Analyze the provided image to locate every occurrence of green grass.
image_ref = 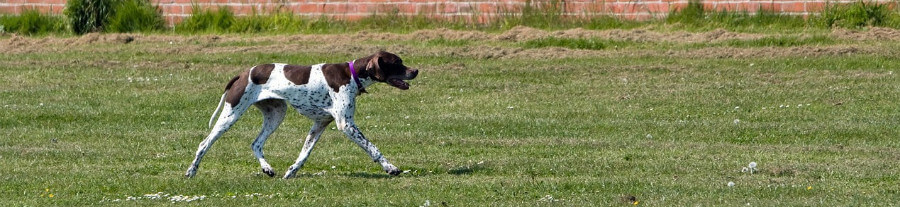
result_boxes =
[820,0,900,28]
[522,37,632,50]
[520,35,840,51]
[64,0,114,34]
[716,35,838,47]
[3,0,900,36]
[105,0,165,33]
[175,6,235,33]
[0,10,67,35]
[1,30,898,205]
[163,0,900,34]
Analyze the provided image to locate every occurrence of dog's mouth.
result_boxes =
[388,78,410,90]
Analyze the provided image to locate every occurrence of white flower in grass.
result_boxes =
[727,181,735,187]
[748,162,758,174]
[733,119,740,124]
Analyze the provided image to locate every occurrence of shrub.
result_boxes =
[106,0,165,33]
[0,10,67,35]
[176,6,235,33]
[65,0,114,34]
[820,1,892,28]
[667,0,706,25]
[230,11,305,33]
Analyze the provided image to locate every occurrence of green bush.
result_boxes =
[820,1,895,28]
[106,0,165,33]
[176,6,235,33]
[230,11,305,33]
[0,10,67,35]
[667,0,706,25]
[65,0,114,34]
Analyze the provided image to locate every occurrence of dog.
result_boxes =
[185,51,418,179]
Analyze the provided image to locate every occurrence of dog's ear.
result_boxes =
[366,55,383,80]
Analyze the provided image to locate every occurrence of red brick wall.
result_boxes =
[0,0,892,25]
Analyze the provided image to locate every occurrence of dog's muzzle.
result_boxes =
[388,69,418,90]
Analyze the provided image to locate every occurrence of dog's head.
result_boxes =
[363,51,418,90]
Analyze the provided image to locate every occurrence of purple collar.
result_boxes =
[348,60,366,93]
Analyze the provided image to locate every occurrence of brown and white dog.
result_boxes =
[185,51,418,179]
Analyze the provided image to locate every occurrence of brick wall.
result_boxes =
[0,0,892,25]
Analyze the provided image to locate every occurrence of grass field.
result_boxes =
[1,28,898,205]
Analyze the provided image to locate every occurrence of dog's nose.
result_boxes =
[408,69,418,78]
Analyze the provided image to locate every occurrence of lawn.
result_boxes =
[0,28,898,205]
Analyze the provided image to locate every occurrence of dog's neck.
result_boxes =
[349,58,376,94]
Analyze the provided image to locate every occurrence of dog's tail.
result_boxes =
[208,93,227,128]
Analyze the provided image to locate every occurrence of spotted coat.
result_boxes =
[185,51,418,179]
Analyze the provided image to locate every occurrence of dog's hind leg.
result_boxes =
[251,99,287,177]
[283,118,333,179]
[185,102,253,178]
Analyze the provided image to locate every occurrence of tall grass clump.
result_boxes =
[106,0,165,33]
[65,0,114,34]
[818,1,900,28]
[486,0,641,31]
[666,0,706,25]
[666,0,813,31]
[708,9,807,30]
[490,0,565,30]
[0,10,67,35]
[176,5,235,33]
[355,10,443,32]
[518,0,565,29]
[230,11,305,33]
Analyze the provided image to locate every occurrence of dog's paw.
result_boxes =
[282,172,296,179]
[283,167,298,179]
[184,168,197,178]
[384,165,401,176]
[262,167,276,177]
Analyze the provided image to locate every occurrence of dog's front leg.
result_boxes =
[283,118,333,179]
[335,118,402,176]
